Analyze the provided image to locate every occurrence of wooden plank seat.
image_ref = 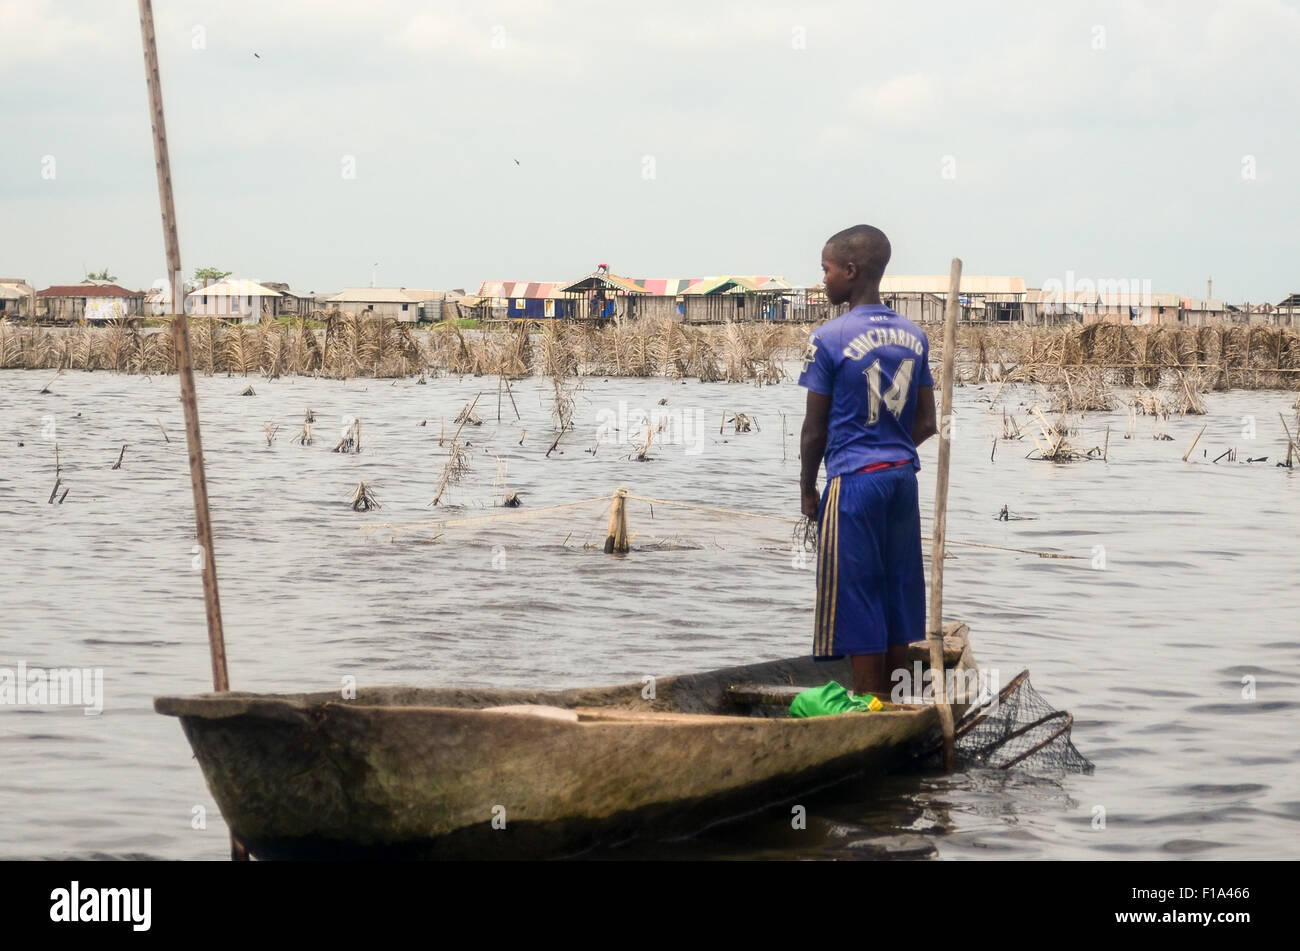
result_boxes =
[725,683,808,706]
[906,621,971,666]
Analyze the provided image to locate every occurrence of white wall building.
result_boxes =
[325,287,421,321]
[185,280,283,323]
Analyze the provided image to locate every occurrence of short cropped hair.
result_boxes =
[825,225,891,283]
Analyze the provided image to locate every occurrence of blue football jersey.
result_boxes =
[797,304,934,477]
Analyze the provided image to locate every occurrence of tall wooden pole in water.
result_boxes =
[927,258,962,770]
[137,0,244,860]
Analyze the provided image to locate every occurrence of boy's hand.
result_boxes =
[801,486,820,520]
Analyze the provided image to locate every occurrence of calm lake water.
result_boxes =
[1,367,1297,860]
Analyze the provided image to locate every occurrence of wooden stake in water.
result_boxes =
[604,486,630,554]
[137,0,242,861]
[927,258,962,771]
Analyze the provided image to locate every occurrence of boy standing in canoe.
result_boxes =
[799,225,938,698]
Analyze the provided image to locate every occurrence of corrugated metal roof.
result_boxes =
[186,280,283,299]
[1095,292,1181,308]
[325,287,416,304]
[559,272,647,295]
[881,276,1027,295]
[477,275,792,299]
[403,288,451,302]
[1027,288,1098,305]
[38,283,143,298]
[0,284,26,300]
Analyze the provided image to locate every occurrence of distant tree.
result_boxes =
[86,268,117,282]
[193,267,232,286]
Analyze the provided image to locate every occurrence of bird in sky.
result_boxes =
[253,52,261,59]
[513,158,520,166]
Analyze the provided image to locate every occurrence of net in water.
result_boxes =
[925,669,1093,774]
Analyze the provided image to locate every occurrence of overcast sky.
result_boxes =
[1,0,1296,301]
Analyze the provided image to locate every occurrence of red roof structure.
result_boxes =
[38,283,143,298]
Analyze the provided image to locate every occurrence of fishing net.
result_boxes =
[361,491,819,558]
[923,669,1093,773]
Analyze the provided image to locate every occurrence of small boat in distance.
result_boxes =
[155,624,976,860]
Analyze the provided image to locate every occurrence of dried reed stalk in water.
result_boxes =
[1279,412,1297,468]
[1002,411,1022,439]
[430,441,470,506]
[333,418,360,453]
[1182,423,1207,461]
[1028,406,1086,462]
[547,377,578,457]
[351,481,380,511]
[48,443,63,503]
[431,394,481,506]
[634,419,661,461]
[454,402,483,426]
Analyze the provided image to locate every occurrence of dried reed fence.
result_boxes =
[0,315,805,383]
[6,318,1297,394]
[953,324,1300,393]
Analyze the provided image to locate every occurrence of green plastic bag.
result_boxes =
[789,682,884,718]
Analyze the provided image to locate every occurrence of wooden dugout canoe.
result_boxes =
[155,623,976,859]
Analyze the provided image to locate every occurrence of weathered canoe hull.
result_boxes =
[157,642,975,859]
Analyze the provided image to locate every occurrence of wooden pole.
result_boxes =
[603,486,630,554]
[137,0,244,861]
[1182,423,1207,461]
[926,258,962,771]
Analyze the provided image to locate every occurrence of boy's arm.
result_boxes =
[800,390,831,518]
[912,385,938,446]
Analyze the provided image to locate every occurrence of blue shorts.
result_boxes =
[813,465,925,658]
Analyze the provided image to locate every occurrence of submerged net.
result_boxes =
[924,670,1093,773]
[361,491,821,557]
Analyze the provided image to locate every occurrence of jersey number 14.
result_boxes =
[863,358,914,424]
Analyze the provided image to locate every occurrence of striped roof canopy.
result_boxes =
[475,281,571,300]
[630,278,703,296]
[681,275,787,295]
